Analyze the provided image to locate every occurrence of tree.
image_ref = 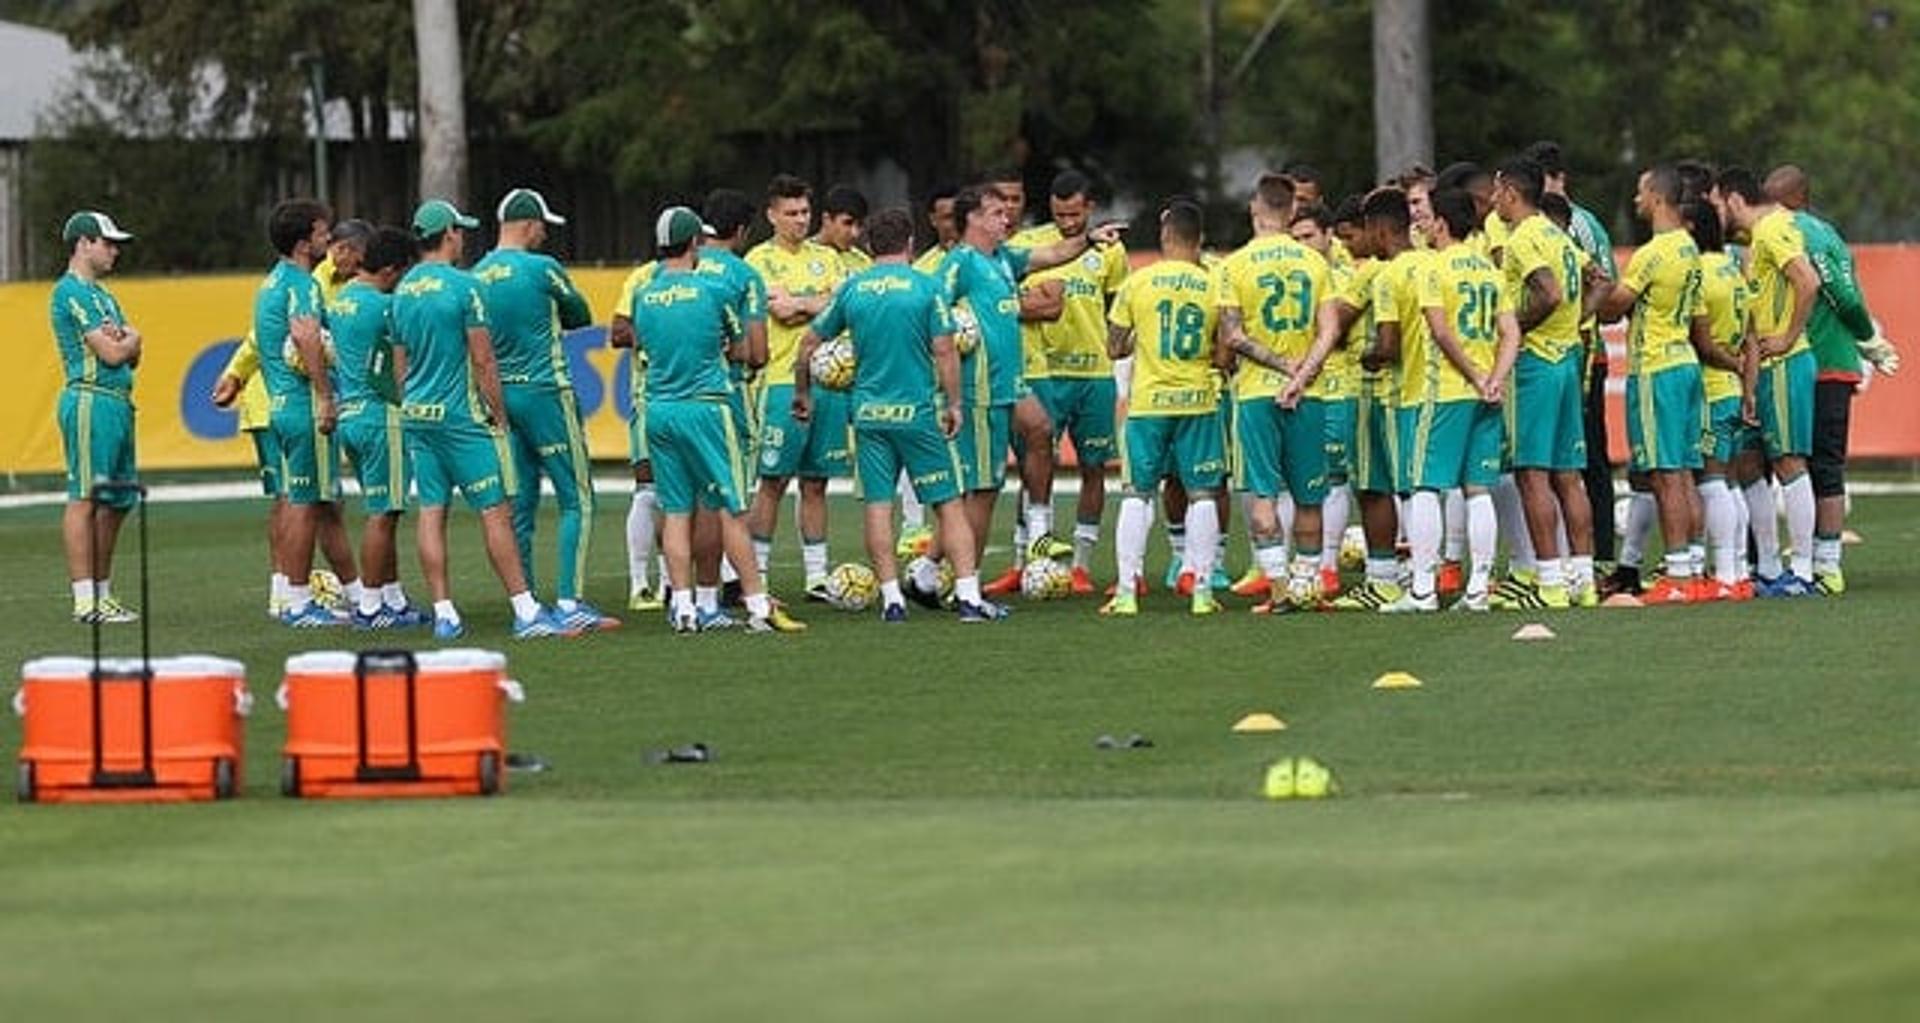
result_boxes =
[411,0,465,203]
[1372,0,1431,182]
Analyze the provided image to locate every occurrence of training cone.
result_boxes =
[1512,623,1556,641]
[1232,712,1287,733]
[1602,593,1644,609]
[1841,529,1863,545]
[1371,671,1422,690]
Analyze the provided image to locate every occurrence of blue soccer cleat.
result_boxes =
[512,606,580,640]
[351,606,401,630]
[432,617,465,641]
[881,602,908,623]
[956,598,1010,623]
[282,603,345,629]
[696,607,738,632]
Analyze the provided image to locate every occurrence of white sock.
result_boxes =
[1321,486,1350,571]
[1744,478,1782,578]
[1813,534,1843,576]
[72,579,95,603]
[271,572,291,604]
[1165,523,1187,574]
[1688,541,1707,580]
[1012,522,1029,567]
[1701,479,1740,584]
[1442,487,1466,562]
[1072,520,1100,570]
[1366,556,1398,585]
[1185,498,1220,590]
[1664,550,1694,579]
[753,537,772,578]
[1781,474,1815,581]
[1466,492,1497,596]
[745,592,771,619]
[880,578,904,608]
[909,555,941,592]
[1569,555,1595,592]
[1256,539,1288,583]
[1024,502,1054,543]
[898,470,926,530]
[1493,475,1531,569]
[657,554,669,589]
[1117,495,1153,593]
[382,582,409,609]
[721,557,740,585]
[1732,483,1753,576]
[1538,557,1564,589]
[954,575,983,604]
[509,591,541,622]
[695,586,718,614]
[1277,493,1297,550]
[1408,490,1442,597]
[802,541,829,584]
[286,584,312,613]
[358,587,382,615]
[343,579,364,607]
[1620,491,1656,570]
[433,599,460,625]
[96,578,112,602]
[671,588,695,618]
[627,487,657,592]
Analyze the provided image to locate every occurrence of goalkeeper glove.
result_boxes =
[1859,334,1900,376]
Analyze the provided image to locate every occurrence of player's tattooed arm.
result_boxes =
[1106,323,1134,360]
[1689,314,1741,373]
[1020,280,1064,322]
[1215,306,1293,377]
[791,329,821,422]
[1280,300,1354,407]
[1517,267,1561,334]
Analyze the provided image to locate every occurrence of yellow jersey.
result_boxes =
[1329,237,1354,271]
[1745,207,1810,364]
[911,244,952,276]
[218,331,271,431]
[1480,210,1509,264]
[1011,224,1128,380]
[314,256,347,306]
[1370,248,1431,404]
[1698,251,1749,404]
[1316,259,1379,402]
[1110,259,1218,417]
[1210,233,1331,401]
[1406,242,1511,405]
[824,243,873,275]
[1622,227,1702,377]
[1502,213,1584,360]
[743,239,846,385]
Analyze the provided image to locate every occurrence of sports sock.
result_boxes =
[752,536,772,579]
[1569,554,1595,592]
[1442,487,1466,562]
[1732,483,1753,576]
[285,584,312,614]
[1256,539,1288,584]
[1321,486,1350,570]
[1024,502,1054,544]
[670,588,696,619]
[1185,498,1220,589]
[880,578,904,608]
[1813,533,1843,576]
[433,599,460,625]
[342,579,364,608]
[1466,492,1497,596]
[898,469,925,531]
[1537,557,1565,590]
[1701,478,1740,583]
[381,582,409,609]
[1619,491,1656,569]
[358,586,382,615]
[509,591,541,622]
[627,486,657,592]
[96,578,112,602]
[1781,473,1816,581]
[1165,521,1187,573]
[744,592,772,619]
[71,579,94,604]
[1408,490,1442,597]
[1743,477,1781,578]
[656,555,669,590]
[1492,475,1531,569]
[1072,519,1100,570]
[802,540,829,584]
[954,575,983,604]
[1365,553,1399,585]
[1117,495,1153,593]
[695,586,719,614]
[271,572,290,606]
[1664,550,1694,579]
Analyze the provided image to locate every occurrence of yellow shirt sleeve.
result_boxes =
[1109,276,1136,331]
[1372,263,1403,324]
[222,330,260,380]
[612,265,651,319]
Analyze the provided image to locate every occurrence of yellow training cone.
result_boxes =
[1232,712,1287,733]
[1371,671,1422,690]
[1512,623,1556,641]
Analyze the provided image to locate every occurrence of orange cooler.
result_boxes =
[15,655,249,803]
[278,649,521,799]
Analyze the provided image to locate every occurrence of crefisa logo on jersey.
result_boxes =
[808,260,826,277]
[1080,252,1102,272]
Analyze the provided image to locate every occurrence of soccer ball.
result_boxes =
[824,562,879,611]
[809,337,856,391]
[1339,524,1366,571]
[308,568,346,612]
[950,303,981,355]
[1020,558,1072,600]
[284,328,338,377]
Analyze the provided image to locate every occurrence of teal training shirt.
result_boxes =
[254,258,326,405]
[1569,201,1616,278]
[938,242,1031,407]
[1792,210,1874,379]
[471,247,592,388]
[325,279,393,408]
[811,263,954,430]
[630,267,739,403]
[390,261,490,426]
[697,246,767,389]
[49,272,132,396]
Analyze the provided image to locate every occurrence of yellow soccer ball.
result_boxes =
[824,562,879,611]
[284,328,338,378]
[950,303,981,356]
[809,337,857,391]
[1339,524,1366,571]
[1020,558,1073,600]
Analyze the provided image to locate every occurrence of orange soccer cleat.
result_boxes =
[1436,560,1464,596]
[1069,566,1097,596]
[982,565,1024,596]
[1319,567,1342,598]
[1642,576,1694,605]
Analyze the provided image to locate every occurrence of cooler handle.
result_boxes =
[498,679,526,704]
[354,648,422,783]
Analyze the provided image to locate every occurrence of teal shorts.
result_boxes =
[270,400,341,506]
[408,419,515,512]
[249,428,281,498]
[1323,396,1357,483]
[338,403,411,514]
[1755,348,1814,459]
[855,422,962,507]
[1511,347,1587,471]
[648,398,750,515]
[756,382,851,479]
[1231,397,1329,504]
[1705,395,1761,465]
[58,387,138,510]
[956,404,1012,492]
[1037,377,1117,467]
[1626,365,1706,472]
[1399,400,1504,491]
[1122,412,1226,493]
[1353,385,1400,494]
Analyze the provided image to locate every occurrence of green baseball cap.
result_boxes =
[497,187,566,225]
[655,206,709,247]
[412,199,479,238]
[62,210,133,243]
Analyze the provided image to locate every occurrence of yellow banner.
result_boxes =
[3,268,641,475]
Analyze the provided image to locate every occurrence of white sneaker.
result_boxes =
[1379,591,1439,614]
[1452,590,1490,612]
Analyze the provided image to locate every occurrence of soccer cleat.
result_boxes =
[282,603,344,629]
[1537,583,1572,610]
[1250,596,1309,615]
[1319,567,1342,598]
[1691,578,1729,603]
[881,602,908,623]
[957,598,1010,622]
[904,577,945,611]
[982,566,1024,596]
[1175,570,1196,597]
[1757,573,1817,599]
[1231,566,1270,598]
[1068,566,1097,596]
[432,617,465,641]
[513,606,583,640]
[1598,565,1643,598]
[1190,590,1222,616]
[1105,577,1149,597]
[764,599,809,632]
[628,586,664,612]
[1451,590,1491,612]
[266,594,288,620]
[1330,579,1402,611]
[1163,560,1184,590]
[1814,569,1846,596]
[1098,592,1138,617]
[1642,576,1694,605]
[671,610,699,634]
[559,602,623,632]
[1209,566,1232,592]
[351,607,402,630]
[804,577,833,603]
[387,604,434,628]
[1491,576,1546,611]
[1436,560,1464,595]
[1726,578,1756,602]
[1379,590,1440,614]
[1571,581,1600,609]
[1027,532,1073,562]
[695,607,738,631]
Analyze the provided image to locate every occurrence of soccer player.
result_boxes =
[746,175,848,601]
[51,210,141,624]
[1492,158,1597,607]
[472,188,615,631]
[1767,164,1897,594]
[1010,169,1128,594]
[1684,200,1759,599]
[1595,165,1709,603]
[325,226,427,628]
[912,184,960,275]
[628,206,787,633]
[1437,162,1501,261]
[254,198,360,628]
[1379,189,1520,612]
[1213,173,1337,611]
[1101,200,1225,616]
[1713,166,1823,596]
[1287,200,1365,595]
[389,199,573,640]
[792,207,998,622]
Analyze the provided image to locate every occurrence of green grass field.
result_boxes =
[2,491,1918,1021]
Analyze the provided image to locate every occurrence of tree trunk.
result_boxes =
[1372,0,1432,182]
[413,0,467,204]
